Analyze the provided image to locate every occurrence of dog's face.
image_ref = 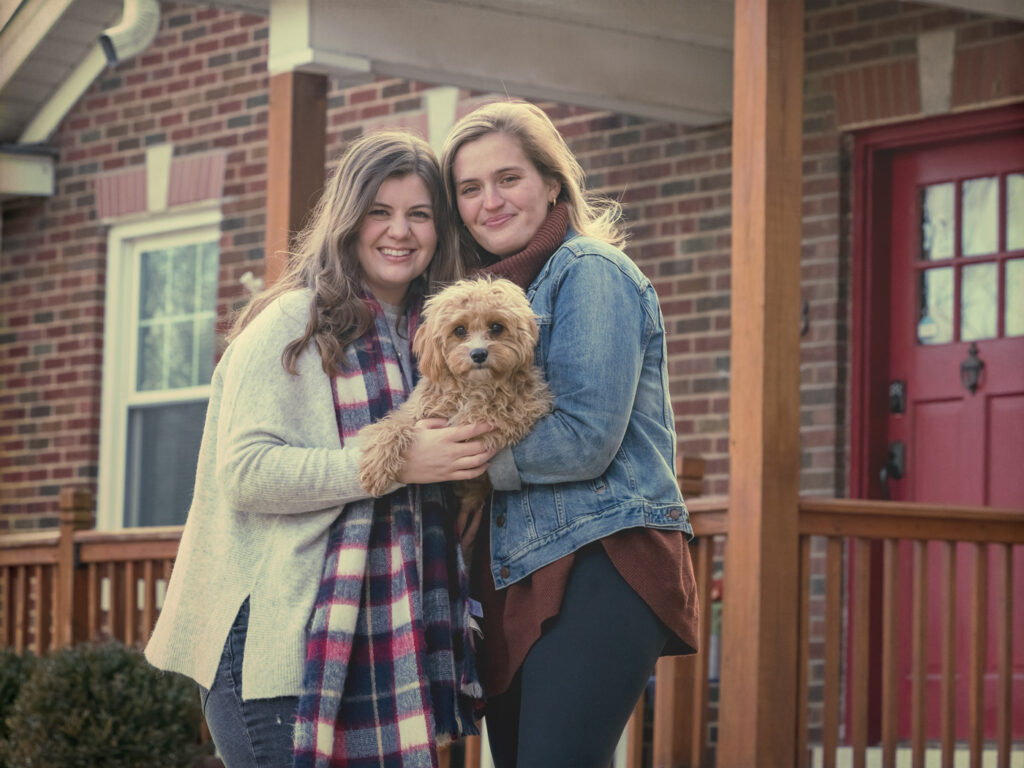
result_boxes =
[414,279,539,384]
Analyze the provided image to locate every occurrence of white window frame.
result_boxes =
[97,203,222,530]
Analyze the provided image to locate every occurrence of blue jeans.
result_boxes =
[199,599,299,768]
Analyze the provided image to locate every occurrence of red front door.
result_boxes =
[885,120,1024,739]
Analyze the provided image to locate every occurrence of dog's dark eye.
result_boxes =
[453,325,467,338]
[489,323,504,336]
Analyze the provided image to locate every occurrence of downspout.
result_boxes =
[99,0,160,66]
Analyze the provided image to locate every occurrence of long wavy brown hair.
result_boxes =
[440,100,626,263]
[230,131,463,374]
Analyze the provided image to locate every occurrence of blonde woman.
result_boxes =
[147,132,490,767]
[442,101,700,768]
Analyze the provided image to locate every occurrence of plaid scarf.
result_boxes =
[293,293,481,768]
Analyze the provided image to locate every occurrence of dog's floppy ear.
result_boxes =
[413,313,447,382]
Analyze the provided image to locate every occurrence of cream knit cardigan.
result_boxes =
[145,289,391,699]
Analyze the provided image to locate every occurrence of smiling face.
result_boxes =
[452,132,560,258]
[355,174,437,305]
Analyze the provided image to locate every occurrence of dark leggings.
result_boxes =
[484,544,670,768]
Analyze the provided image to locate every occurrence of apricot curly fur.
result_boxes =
[358,278,552,502]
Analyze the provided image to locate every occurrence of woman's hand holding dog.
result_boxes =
[397,418,496,485]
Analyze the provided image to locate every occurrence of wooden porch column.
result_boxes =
[718,0,804,765]
[264,70,327,286]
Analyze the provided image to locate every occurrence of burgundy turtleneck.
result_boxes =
[472,202,569,289]
[467,204,700,697]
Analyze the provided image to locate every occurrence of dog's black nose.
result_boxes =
[470,348,488,364]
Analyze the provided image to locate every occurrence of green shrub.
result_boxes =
[1,642,206,768]
[0,648,35,760]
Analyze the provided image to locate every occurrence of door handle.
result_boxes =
[880,441,906,500]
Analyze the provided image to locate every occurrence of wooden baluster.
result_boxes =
[911,540,927,768]
[941,542,957,768]
[796,535,811,768]
[107,562,125,642]
[995,544,1012,768]
[2,567,11,646]
[880,539,898,768]
[823,537,841,768]
[850,539,870,768]
[142,560,156,643]
[968,544,987,768]
[49,562,60,650]
[691,535,714,768]
[624,695,643,768]
[124,561,137,647]
[31,565,43,654]
[33,564,53,654]
[87,562,99,641]
[14,565,28,654]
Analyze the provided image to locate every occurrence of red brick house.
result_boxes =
[1,0,1021,764]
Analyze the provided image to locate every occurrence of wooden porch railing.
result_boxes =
[1,487,1021,767]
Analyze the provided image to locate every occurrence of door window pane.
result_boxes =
[921,183,954,261]
[918,266,953,345]
[1007,258,1024,337]
[961,176,998,257]
[124,401,207,527]
[1009,174,1024,252]
[961,262,998,341]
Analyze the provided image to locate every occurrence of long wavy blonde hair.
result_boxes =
[230,131,463,373]
[440,100,625,260]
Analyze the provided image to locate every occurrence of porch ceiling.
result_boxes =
[261,0,736,127]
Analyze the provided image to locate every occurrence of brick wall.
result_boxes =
[0,3,272,529]
[2,0,1021,537]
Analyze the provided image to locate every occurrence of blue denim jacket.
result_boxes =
[487,232,691,588]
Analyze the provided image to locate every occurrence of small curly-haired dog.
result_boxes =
[358,278,552,509]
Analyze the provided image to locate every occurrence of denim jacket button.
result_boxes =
[667,508,681,520]
[495,515,506,528]
[499,566,510,579]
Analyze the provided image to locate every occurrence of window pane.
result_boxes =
[139,250,168,320]
[921,183,954,261]
[961,262,998,341]
[124,401,207,527]
[1007,258,1024,337]
[1009,174,1024,252]
[167,320,196,389]
[135,241,219,393]
[197,315,216,384]
[200,242,219,309]
[170,245,198,316]
[137,324,165,391]
[962,177,998,257]
[918,267,953,345]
